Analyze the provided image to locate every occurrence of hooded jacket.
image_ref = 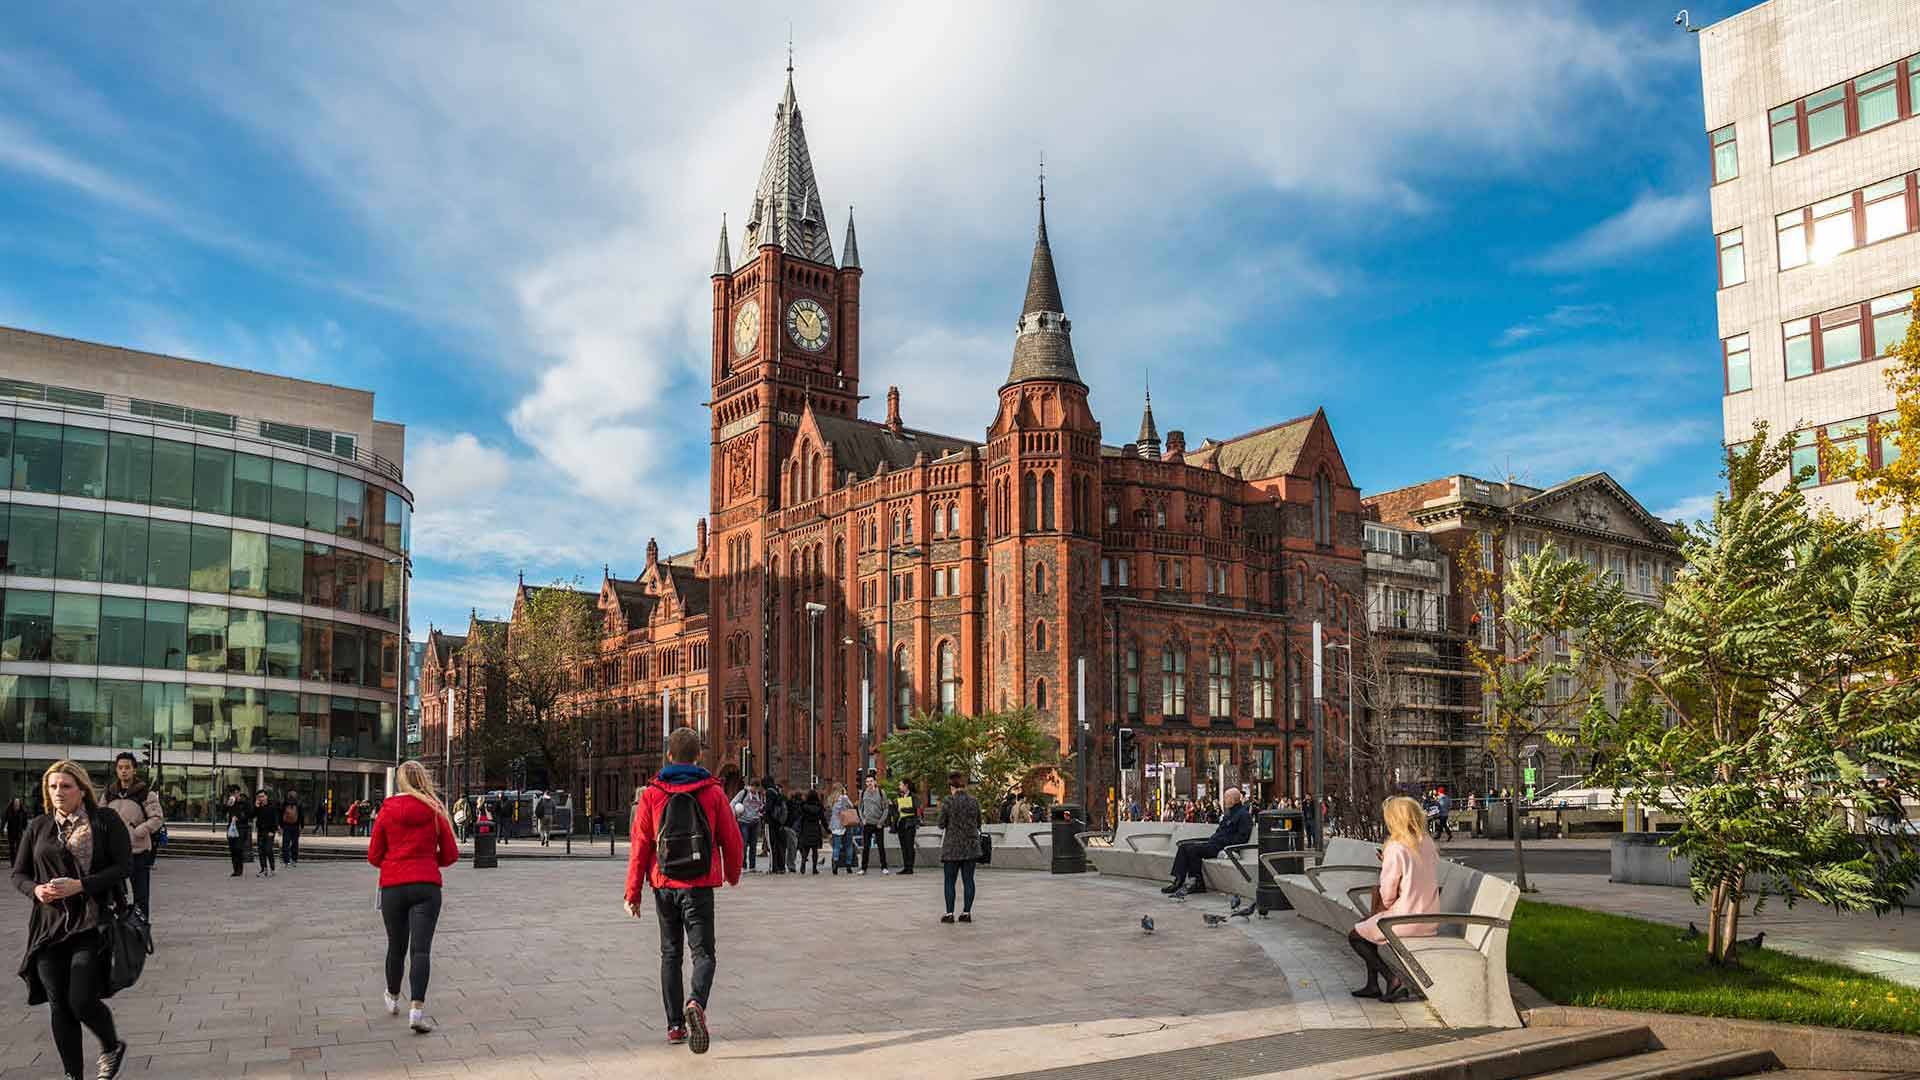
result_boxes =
[366,793,460,888]
[625,764,743,900]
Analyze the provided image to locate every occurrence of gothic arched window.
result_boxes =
[894,645,912,727]
[1041,472,1057,531]
[1034,562,1048,595]
[1252,650,1275,721]
[937,640,958,715]
[1022,473,1037,531]
[1035,620,1049,651]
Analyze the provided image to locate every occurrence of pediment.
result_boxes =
[1517,475,1674,548]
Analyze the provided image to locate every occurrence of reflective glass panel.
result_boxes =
[50,592,98,665]
[99,596,145,667]
[1806,85,1846,149]
[1,590,52,661]
[233,453,272,520]
[1770,104,1800,162]
[266,614,301,679]
[55,509,103,581]
[51,677,103,745]
[1857,65,1899,130]
[226,607,266,675]
[267,536,304,601]
[1873,292,1914,355]
[143,600,187,670]
[150,439,194,510]
[336,475,364,539]
[187,604,227,672]
[7,504,58,577]
[59,426,107,497]
[270,458,307,527]
[305,468,336,534]
[302,619,332,682]
[1823,318,1864,368]
[192,445,233,515]
[332,624,362,685]
[101,514,148,586]
[189,523,230,593]
[146,519,191,589]
[1784,319,1815,378]
[230,529,268,597]
[11,421,63,493]
[105,433,153,504]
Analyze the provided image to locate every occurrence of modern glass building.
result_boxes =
[0,327,411,820]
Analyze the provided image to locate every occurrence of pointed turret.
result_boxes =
[841,205,861,269]
[1137,384,1161,460]
[1004,174,1082,388]
[713,215,732,276]
[740,64,835,265]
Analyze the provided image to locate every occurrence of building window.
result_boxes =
[1784,288,1916,379]
[1287,653,1301,722]
[1710,123,1738,183]
[1312,472,1332,545]
[1251,652,1274,721]
[1155,505,1166,529]
[1041,473,1056,531]
[1034,562,1047,595]
[895,645,911,727]
[1160,647,1186,717]
[1871,292,1914,356]
[1723,333,1752,394]
[1865,175,1913,243]
[1717,227,1745,287]
[1100,558,1111,586]
[1207,648,1232,717]
[948,504,959,534]
[1035,678,1048,711]
[1172,561,1184,590]
[1771,56,1920,165]
[938,641,957,715]
[1157,559,1169,588]
[1034,620,1048,651]
[1125,647,1140,718]
[1106,502,1118,526]
[1021,474,1037,531]
[1116,558,1129,586]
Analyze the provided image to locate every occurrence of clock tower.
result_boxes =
[708,65,863,778]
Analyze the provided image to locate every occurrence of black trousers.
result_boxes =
[767,821,787,873]
[896,823,917,872]
[227,832,247,874]
[654,886,716,1026]
[256,830,275,871]
[741,822,759,869]
[380,883,443,1003]
[129,850,154,915]
[1348,929,1402,991]
[1170,839,1223,884]
[34,930,118,1077]
[282,826,300,864]
[860,823,888,869]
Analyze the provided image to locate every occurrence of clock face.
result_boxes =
[786,298,831,352]
[731,301,761,357]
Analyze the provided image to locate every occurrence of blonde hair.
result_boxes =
[1382,796,1428,850]
[394,761,451,823]
[42,760,99,812]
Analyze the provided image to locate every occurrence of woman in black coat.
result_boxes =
[4,797,28,862]
[12,760,131,1080]
[794,790,829,874]
[221,788,250,877]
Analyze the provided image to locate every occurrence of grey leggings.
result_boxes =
[380,883,443,1003]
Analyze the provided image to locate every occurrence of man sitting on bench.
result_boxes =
[1163,787,1252,898]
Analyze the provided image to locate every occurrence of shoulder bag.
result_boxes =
[977,830,993,865]
[104,888,153,993]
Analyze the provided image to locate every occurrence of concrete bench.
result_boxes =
[1377,865,1522,1029]
[1266,837,1384,930]
[1084,822,1218,882]
[982,823,1054,870]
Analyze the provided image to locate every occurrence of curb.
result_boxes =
[1522,1003,1920,1071]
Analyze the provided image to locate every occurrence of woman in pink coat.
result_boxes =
[1350,795,1440,1003]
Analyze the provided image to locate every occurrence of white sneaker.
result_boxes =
[857,868,867,875]
[883,868,893,875]
[383,991,400,1016]
[409,1007,433,1034]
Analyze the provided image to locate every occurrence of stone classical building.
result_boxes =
[1366,473,1683,796]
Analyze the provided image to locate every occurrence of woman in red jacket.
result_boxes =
[367,761,458,1034]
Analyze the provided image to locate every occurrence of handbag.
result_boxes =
[977,831,993,865]
[837,807,860,829]
[104,886,153,994]
[226,820,239,841]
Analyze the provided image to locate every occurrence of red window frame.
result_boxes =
[1722,333,1752,395]
[1777,172,1920,271]
[1709,124,1738,185]
[1716,227,1745,288]
[1798,412,1898,486]
[1783,284,1919,380]
[1770,55,1919,165]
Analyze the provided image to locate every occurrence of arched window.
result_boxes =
[1208,647,1233,717]
[816,453,828,496]
[895,645,912,727]
[1035,620,1048,651]
[805,450,817,499]
[1035,678,1048,711]
[1155,504,1167,529]
[1287,653,1302,722]
[938,641,958,715]
[1034,562,1047,595]
[1252,651,1275,721]
[931,507,943,536]
[1022,473,1037,531]
[1106,502,1119,526]
[1041,472,1057,530]
[1161,646,1187,717]
[1314,471,1333,545]
[1124,646,1140,717]
[904,510,913,541]
[947,503,959,534]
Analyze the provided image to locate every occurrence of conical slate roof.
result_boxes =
[740,70,836,266]
[841,206,861,269]
[713,217,732,276]
[1137,387,1160,457]
[1004,188,1083,388]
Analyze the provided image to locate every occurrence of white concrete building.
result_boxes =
[1700,0,1920,520]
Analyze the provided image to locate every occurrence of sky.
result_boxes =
[0,2,1760,638]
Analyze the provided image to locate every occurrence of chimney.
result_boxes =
[645,537,659,569]
[1121,442,1138,458]
[1165,430,1186,464]
[885,385,902,433]
[695,518,709,563]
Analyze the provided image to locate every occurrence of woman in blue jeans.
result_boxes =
[936,772,982,923]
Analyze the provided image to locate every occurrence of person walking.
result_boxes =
[4,797,28,863]
[794,789,827,875]
[624,727,742,1054]
[345,799,362,838]
[103,753,163,917]
[1349,796,1440,1003]
[730,781,764,873]
[762,781,789,875]
[828,784,856,875]
[367,761,459,1035]
[222,786,251,878]
[892,779,919,875]
[279,793,304,868]
[937,772,982,923]
[535,791,554,847]
[12,760,132,1080]
[251,790,277,878]
[858,775,891,875]
[1433,788,1454,843]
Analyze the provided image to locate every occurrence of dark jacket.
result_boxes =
[3,804,27,840]
[223,795,251,838]
[795,797,828,848]
[1209,803,1253,849]
[253,802,279,842]
[938,791,982,862]
[279,799,304,831]
[12,807,132,1005]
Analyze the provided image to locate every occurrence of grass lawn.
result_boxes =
[1510,900,1920,1036]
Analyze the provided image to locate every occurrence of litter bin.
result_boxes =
[1050,804,1087,874]
[1256,809,1305,915]
[473,818,498,869]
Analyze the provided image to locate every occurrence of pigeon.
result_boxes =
[1229,895,1255,919]
[1736,931,1766,951]
[1680,922,1701,941]
[1202,913,1228,927]
[1140,915,1155,935]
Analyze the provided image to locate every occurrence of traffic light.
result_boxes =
[1117,727,1137,771]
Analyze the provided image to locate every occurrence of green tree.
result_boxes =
[467,581,602,790]
[1837,289,1920,527]
[876,708,1064,816]
[1571,430,1920,964]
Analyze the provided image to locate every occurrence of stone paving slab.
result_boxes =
[0,858,1438,1078]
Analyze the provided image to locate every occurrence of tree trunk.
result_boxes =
[1705,880,1724,962]
[1508,754,1529,892]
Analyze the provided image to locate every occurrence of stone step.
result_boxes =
[1536,1048,1780,1080]
[1268,1024,1656,1080]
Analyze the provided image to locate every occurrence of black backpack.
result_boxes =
[655,784,714,881]
[769,794,790,826]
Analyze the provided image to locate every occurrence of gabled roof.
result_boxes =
[607,578,656,627]
[666,564,710,618]
[1512,472,1679,549]
[428,630,466,665]
[739,70,836,266]
[1185,412,1316,480]
[815,412,978,479]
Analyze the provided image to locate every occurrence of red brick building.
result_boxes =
[434,72,1372,816]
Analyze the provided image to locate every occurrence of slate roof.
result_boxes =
[666,564,710,617]
[815,413,979,479]
[841,208,860,270]
[608,579,656,626]
[1137,389,1160,450]
[1185,413,1315,480]
[1004,194,1084,388]
[429,632,466,665]
[740,72,836,266]
[713,217,732,276]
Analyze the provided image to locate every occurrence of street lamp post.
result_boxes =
[386,554,409,789]
[804,602,826,789]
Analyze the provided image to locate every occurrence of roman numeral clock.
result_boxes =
[785,298,831,352]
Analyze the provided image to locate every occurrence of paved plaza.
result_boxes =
[0,856,1440,1079]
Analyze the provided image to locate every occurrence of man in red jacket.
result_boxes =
[625,727,742,1054]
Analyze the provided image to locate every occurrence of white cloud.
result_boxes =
[411,432,514,506]
[1496,303,1615,347]
[1528,190,1703,273]
[1655,493,1717,523]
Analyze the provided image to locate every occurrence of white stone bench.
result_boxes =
[1084,822,1218,881]
[1265,837,1383,930]
[1377,865,1522,1029]
[983,823,1054,870]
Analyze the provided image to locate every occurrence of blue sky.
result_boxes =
[0,3,1756,637]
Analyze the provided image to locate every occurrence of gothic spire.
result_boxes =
[713,215,732,276]
[1137,381,1161,459]
[740,63,835,265]
[1004,168,1082,388]
[841,205,861,269]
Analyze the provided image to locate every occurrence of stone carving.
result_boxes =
[1570,494,1610,531]
[725,437,755,500]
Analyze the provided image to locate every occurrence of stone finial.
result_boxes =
[696,518,709,562]
[885,385,902,433]
[646,537,659,567]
